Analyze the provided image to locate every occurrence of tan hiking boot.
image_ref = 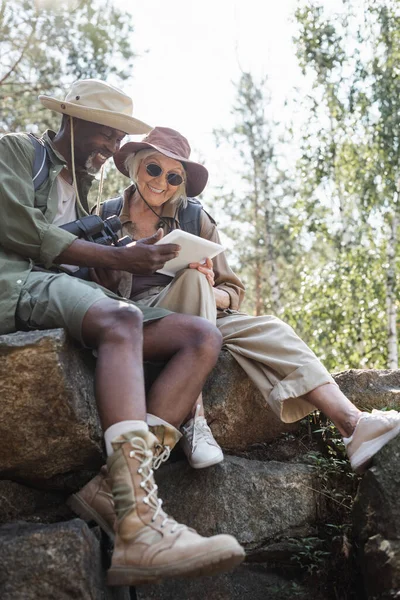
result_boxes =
[149,421,182,469]
[67,465,115,539]
[107,430,245,586]
[66,423,182,540]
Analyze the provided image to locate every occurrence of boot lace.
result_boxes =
[129,437,185,534]
[152,444,171,470]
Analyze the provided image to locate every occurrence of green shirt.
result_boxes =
[0,130,94,334]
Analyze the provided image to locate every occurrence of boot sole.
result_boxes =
[67,494,115,541]
[189,453,224,469]
[107,544,245,586]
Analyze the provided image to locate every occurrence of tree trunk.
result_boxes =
[386,193,398,369]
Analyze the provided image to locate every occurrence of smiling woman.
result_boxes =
[125,148,187,209]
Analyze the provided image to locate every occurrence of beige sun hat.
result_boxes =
[39,79,152,135]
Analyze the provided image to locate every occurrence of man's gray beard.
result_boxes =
[85,152,101,175]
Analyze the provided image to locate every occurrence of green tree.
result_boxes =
[0,0,134,197]
[290,0,400,370]
[213,73,299,316]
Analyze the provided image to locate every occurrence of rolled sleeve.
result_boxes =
[0,134,77,265]
[39,224,77,267]
[199,210,245,310]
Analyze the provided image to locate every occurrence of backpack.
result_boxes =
[100,195,215,237]
[29,134,50,191]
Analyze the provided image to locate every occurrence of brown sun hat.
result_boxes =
[114,126,209,197]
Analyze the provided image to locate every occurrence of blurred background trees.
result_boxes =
[0,0,132,195]
[211,0,400,371]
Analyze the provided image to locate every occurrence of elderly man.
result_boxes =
[0,79,244,586]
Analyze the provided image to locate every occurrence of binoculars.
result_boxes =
[60,214,132,247]
[58,214,132,280]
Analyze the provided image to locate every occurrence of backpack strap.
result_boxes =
[99,196,124,220]
[28,134,50,191]
[178,198,216,236]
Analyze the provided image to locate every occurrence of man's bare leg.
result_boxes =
[79,297,244,586]
[142,314,222,427]
[82,299,222,428]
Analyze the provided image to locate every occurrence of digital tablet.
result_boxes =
[155,229,224,277]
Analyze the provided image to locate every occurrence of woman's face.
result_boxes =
[136,152,185,207]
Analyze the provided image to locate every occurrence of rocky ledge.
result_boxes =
[0,328,399,599]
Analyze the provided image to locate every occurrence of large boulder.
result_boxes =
[137,564,329,600]
[0,519,121,600]
[333,369,400,412]
[0,329,103,482]
[0,480,71,525]
[352,434,400,598]
[155,456,326,548]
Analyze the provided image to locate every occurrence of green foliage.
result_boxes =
[213,73,300,315]
[284,0,400,370]
[286,413,362,599]
[0,0,136,133]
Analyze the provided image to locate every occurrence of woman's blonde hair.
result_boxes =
[124,149,188,207]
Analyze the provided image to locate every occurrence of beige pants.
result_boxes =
[135,269,336,423]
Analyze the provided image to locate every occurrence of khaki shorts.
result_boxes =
[16,271,171,345]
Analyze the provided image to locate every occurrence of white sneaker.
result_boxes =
[181,405,224,469]
[343,409,400,473]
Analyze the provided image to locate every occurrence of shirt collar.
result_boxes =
[41,129,95,187]
[119,184,181,226]
[41,130,67,166]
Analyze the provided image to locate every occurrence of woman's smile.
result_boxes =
[147,184,165,195]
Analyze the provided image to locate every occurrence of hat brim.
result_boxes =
[114,141,209,197]
[39,96,152,135]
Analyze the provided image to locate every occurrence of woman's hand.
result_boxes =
[89,267,122,293]
[213,288,230,309]
[189,257,215,286]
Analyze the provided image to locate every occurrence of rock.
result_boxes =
[155,456,326,549]
[0,519,107,599]
[352,434,400,598]
[202,350,299,450]
[0,480,72,525]
[333,369,400,411]
[0,329,103,481]
[137,563,328,600]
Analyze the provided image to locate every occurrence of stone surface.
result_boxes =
[202,350,299,450]
[333,369,400,412]
[353,434,400,598]
[137,564,328,600]
[0,480,74,525]
[0,519,106,599]
[155,456,325,549]
[0,329,103,481]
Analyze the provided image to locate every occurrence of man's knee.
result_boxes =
[84,300,143,344]
[186,315,223,353]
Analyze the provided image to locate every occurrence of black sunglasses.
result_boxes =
[145,163,184,187]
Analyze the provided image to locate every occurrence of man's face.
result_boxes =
[72,119,126,174]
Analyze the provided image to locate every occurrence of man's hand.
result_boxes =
[55,229,180,275]
[89,267,122,293]
[121,228,180,275]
